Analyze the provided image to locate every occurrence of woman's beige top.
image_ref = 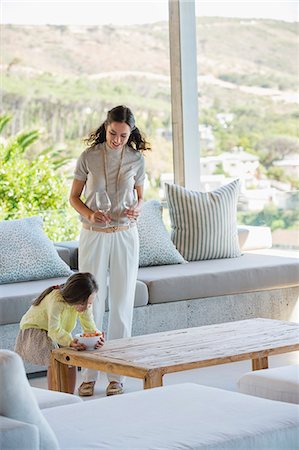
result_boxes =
[74,143,145,228]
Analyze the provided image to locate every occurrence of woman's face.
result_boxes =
[105,121,131,150]
[74,292,96,313]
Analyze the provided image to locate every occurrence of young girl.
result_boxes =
[15,272,104,394]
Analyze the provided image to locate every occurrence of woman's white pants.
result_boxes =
[79,226,139,383]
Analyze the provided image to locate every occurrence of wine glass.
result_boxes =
[123,189,138,224]
[95,191,111,227]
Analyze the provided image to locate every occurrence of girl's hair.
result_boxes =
[32,272,98,307]
[85,105,151,152]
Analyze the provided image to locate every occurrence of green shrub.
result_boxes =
[0,114,80,241]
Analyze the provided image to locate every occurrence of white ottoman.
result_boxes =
[44,383,299,450]
[238,364,299,404]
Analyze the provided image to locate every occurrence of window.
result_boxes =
[1,1,173,240]
[195,3,298,252]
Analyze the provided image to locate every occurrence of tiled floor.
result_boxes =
[29,350,299,401]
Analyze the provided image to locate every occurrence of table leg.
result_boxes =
[50,353,61,391]
[60,363,70,393]
[252,356,268,371]
[143,370,163,389]
[50,353,69,392]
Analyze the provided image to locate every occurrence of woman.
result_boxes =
[69,105,151,397]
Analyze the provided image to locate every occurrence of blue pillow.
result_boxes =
[0,216,72,284]
[138,200,186,267]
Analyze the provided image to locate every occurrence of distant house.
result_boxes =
[238,187,276,211]
[218,147,259,180]
[201,147,259,186]
[273,154,299,178]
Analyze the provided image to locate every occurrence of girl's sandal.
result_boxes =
[106,381,124,396]
[78,381,96,397]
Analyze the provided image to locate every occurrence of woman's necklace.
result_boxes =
[103,143,125,228]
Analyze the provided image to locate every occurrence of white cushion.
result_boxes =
[237,225,272,251]
[43,383,299,450]
[0,350,59,450]
[238,364,299,404]
[32,387,83,409]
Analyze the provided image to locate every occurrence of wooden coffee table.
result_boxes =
[50,318,299,393]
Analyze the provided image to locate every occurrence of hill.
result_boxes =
[2,18,298,86]
[1,18,298,160]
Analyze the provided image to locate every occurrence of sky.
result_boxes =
[1,0,298,25]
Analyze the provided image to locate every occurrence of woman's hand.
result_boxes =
[89,210,111,225]
[70,338,87,351]
[124,202,142,221]
[94,334,105,349]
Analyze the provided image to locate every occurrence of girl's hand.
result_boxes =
[70,338,86,351]
[94,334,105,349]
[89,210,111,225]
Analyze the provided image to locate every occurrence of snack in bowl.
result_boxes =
[75,331,103,350]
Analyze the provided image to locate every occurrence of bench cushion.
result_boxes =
[43,383,299,450]
[0,278,148,326]
[0,277,69,325]
[55,241,78,270]
[238,365,299,404]
[138,253,299,304]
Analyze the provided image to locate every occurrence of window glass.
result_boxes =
[195,2,298,252]
[1,1,172,240]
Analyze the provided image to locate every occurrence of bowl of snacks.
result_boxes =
[75,331,103,350]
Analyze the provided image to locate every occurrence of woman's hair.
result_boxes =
[32,272,98,307]
[85,105,151,152]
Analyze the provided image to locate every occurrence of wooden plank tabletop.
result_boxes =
[53,319,299,374]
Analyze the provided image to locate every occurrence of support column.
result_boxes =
[169,0,200,190]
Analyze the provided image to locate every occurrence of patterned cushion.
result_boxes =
[138,200,186,267]
[0,216,72,284]
[165,180,241,261]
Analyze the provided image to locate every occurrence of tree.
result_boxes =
[267,166,285,182]
[0,114,79,241]
[257,135,299,169]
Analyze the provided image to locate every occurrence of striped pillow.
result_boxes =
[165,180,241,261]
